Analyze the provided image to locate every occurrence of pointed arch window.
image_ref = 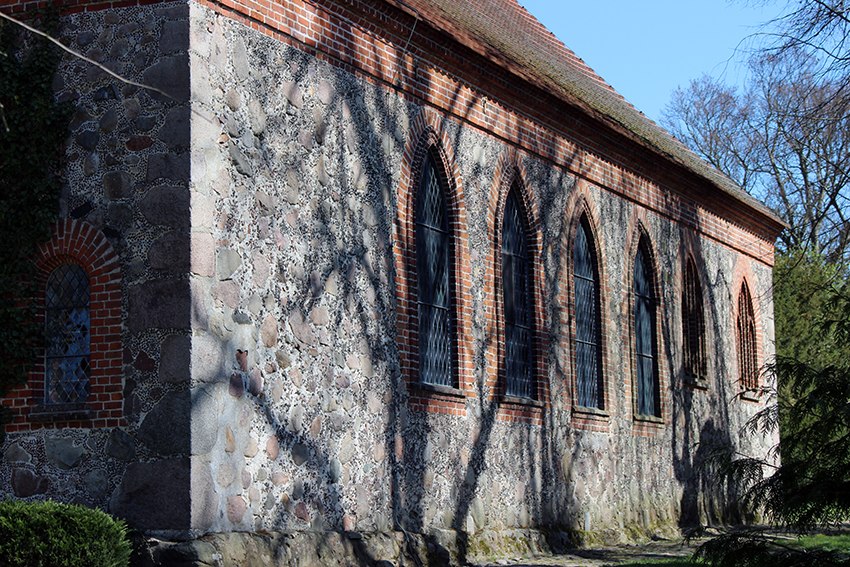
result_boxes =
[44,263,91,404]
[634,238,660,417]
[415,150,455,387]
[682,257,707,381]
[502,186,534,399]
[737,281,758,391]
[574,216,603,409]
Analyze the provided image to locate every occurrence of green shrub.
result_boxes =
[0,500,131,567]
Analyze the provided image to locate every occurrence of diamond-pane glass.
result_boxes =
[45,264,90,404]
[634,241,658,417]
[415,152,454,387]
[502,189,534,399]
[574,219,602,409]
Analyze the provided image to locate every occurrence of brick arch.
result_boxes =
[563,183,612,428]
[34,219,121,279]
[677,228,711,307]
[565,182,609,297]
[624,215,665,325]
[485,149,548,422]
[4,219,124,430]
[485,149,540,239]
[393,108,473,415]
[623,212,669,430]
[730,257,765,400]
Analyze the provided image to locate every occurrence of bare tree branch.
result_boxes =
[662,48,850,263]
[0,10,174,100]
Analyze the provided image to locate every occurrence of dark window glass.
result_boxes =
[44,264,91,404]
[415,151,454,387]
[683,258,707,379]
[737,281,758,390]
[502,188,534,399]
[574,218,603,409]
[634,240,659,417]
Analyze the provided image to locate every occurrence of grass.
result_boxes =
[615,561,699,566]
[792,533,850,553]
[613,533,850,566]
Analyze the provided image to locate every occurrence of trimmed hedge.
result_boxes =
[0,500,131,567]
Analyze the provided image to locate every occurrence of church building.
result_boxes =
[1,0,783,563]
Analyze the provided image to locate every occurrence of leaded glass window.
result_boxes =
[415,151,454,387]
[683,257,707,380]
[502,187,534,399]
[574,217,602,409]
[737,281,758,391]
[44,264,91,404]
[634,239,659,417]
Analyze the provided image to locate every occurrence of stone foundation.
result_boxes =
[137,528,579,567]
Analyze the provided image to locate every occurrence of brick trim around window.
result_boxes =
[3,219,124,431]
[393,108,474,416]
[485,150,548,424]
[564,186,612,431]
[731,257,764,402]
[624,212,668,434]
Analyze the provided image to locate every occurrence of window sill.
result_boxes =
[684,374,709,390]
[572,405,609,419]
[410,382,465,399]
[633,413,664,425]
[740,389,761,402]
[29,403,93,422]
[500,394,544,408]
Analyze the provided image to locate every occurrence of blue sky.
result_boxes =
[519,1,779,123]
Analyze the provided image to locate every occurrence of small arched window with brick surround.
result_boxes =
[634,237,660,417]
[415,149,455,387]
[502,185,534,399]
[574,215,603,409]
[682,257,707,381]
[2,220,123,431]
[44,263,91,404]
[737,280,758,391]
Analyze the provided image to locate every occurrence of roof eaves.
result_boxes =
[381,0,786,235]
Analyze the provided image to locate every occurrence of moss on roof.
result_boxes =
[387,0,784,229]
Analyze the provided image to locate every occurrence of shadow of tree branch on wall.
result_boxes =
[672,218,743,531]
[187,9,475,563]
[181,4,771,565]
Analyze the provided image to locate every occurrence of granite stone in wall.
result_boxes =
[0,2,193,535]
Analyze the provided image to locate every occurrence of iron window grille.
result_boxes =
[682,258,707,380]
[737,281,758,391]
[44,264,91,405]
[574,217,603,409]
[502,188,534,399]
[634,240,660,417]
[415,151,455,388]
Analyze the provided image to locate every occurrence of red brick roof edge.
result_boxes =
[384,0,786,233]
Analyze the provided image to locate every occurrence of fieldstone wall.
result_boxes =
[0,1,194,535]
[0,0,777,552]
[183,0,777,543]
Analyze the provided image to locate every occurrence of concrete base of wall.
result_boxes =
[134,528,579,566]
